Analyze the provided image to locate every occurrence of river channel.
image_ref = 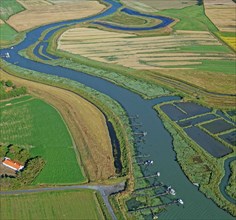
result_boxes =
[0,0,234,219]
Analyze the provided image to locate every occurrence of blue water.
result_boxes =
[0,0,234,219]
[93,7,174,31]
[220,157,236,204]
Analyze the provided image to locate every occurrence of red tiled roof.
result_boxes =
[3,158,24,171]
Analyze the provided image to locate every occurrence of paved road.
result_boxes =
[0,182,126,220]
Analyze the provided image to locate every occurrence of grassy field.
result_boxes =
[0,0,25,20]
[0,23,18,41]
[1,69,116,182]
[100,10,159,27]
[0,190,110,220]
[0,0,25,46]
[0,95,85,184]
[157,4,217,32]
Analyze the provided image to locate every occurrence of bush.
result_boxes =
[5,80,13,87]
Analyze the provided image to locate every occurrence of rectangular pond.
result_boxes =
[201,119,235,134]
[184,126,232,158]
[175,102,211,117]
[177,114,217,127]
[160,104,187,121]
[219,130,236,146]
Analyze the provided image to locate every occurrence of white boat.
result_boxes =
[178,199,184,205]
[167,186,176,195]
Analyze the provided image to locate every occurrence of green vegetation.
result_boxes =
[101,10,157,26]
[0,0,26,47]
[0,23,18,41]
[161,59,236,75]
[0,79,27,100]
[155,104,236,216]
[1,60,133,178]
[0,190,110,220]
[0,95,85,184]
[2,145,30,164]
[226,160,236,200]
[0,144,46,190]
[179,45,231,53]
[0,95,32,107]
[157,4,217,32]
[0,0,25,20]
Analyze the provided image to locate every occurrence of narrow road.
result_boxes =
[0,182,125,220]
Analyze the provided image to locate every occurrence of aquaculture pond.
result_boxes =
[0,0,234,219]
[177,114,218,127]
[184,126,232,158]
[201,119,235,134]
[219,130,236,146]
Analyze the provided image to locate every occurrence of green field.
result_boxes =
[0,0,25,20]
[0,190,109,220]
[158,4,217,32]
[0,96,85,184]
[0,23,18,41]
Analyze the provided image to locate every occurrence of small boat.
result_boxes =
[167,186,176,195]
[178,199,184,205]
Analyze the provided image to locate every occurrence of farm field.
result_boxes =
[0,93,85,184]
[59,28,235,72]
[121,0,197,12]
[0,23,18,42]
[7,0,106,31]
[0,0,25,45]
[0,190,108,220]
[0,0,25,20]
[218,32,236,51]
[58,27,236,96]
[1,70,115,182]
[204,0,236,32]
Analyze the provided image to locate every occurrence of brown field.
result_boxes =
[7,0,106,31]
[204,0,236,32]
[0,19,5,25]
[121,0,197,12]
[151,69,236,95]
[58,28,235,70]
[0,70,115,182]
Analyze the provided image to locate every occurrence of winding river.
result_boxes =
[0,0,234,219]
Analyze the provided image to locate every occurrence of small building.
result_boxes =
[2,157,24,171]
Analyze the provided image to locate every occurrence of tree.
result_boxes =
[5,80,13,87]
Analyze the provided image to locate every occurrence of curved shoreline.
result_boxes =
[219,157,236,204]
